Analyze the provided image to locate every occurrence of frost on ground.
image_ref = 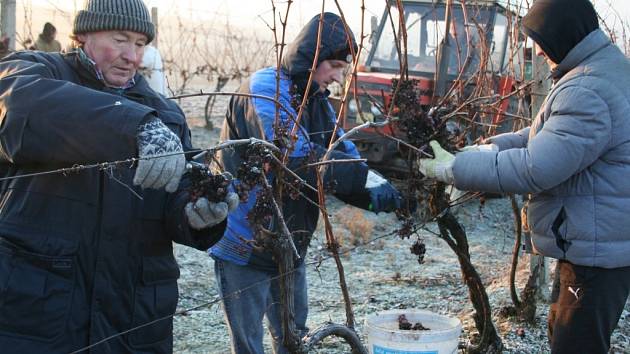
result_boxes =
[171,90,630,354]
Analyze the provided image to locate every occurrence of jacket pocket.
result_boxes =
[0,239,75,342]
[128,255,180,349]
[551,207,571,255]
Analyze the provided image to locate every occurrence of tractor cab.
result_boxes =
[337,0,528,172]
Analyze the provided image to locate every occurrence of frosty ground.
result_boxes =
[170,90,630,354]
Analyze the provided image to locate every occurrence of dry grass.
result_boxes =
[334,205,375,248]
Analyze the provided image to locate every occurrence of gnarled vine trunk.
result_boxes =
[430,185,503,353]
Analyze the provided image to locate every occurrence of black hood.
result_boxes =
[281,12,357,80]
[522,0,599,64]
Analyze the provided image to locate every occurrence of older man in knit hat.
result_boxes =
[0,1,237,353]
[419,0,630,352]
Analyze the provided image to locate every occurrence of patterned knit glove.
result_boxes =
[133,118,185,192]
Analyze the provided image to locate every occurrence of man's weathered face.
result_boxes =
[534,42,557,70]
[312,59,348,91]
[77,31,148,87]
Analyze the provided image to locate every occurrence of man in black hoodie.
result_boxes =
[521,2,630,353]
[419,0,630,353]
[211,13,403,354]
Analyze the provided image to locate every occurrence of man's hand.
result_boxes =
[418,140,455,183]
[186,192,239,230]
[134,118,185,192]
[365,170,401,213]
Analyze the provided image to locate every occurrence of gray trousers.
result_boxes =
[214,259,309,354]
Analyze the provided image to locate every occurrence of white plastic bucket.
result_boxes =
[365,309,462,354]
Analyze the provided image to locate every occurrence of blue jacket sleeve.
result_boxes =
[487,127,531,151]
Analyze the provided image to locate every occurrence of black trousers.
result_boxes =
[548,260,630,354]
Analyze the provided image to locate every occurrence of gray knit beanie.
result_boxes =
[73,0,155,43]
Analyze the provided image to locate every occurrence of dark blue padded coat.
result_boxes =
[0,50,226,354]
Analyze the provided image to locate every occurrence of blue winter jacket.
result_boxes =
[211,13,370,270]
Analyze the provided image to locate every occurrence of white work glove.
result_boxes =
[185,192,239,230]
[418,140,455,184]
[134,118,186,193]
[460,143,498,152]
[365,169,387,188]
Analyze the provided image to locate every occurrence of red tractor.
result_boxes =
[335,0,530,173]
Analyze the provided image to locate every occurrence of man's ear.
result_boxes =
[76,33,88,43]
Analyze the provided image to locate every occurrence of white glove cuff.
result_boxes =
[365,170,387,188]
[478,143,499,152]
[439,165,455,184]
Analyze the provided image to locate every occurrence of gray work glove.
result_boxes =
[185,192,239,230]
[134,118,185,193]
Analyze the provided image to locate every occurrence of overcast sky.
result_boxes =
[28,0,630,27]
[21,0,630,47]
[143,0,630,33]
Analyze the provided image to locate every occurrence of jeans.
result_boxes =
[214,258,309,354]
[548,260,630,354]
